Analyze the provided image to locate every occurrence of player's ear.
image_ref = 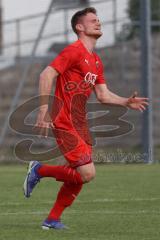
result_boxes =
[76,23,84,33]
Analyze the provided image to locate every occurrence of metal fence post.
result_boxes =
[113,0,117,42]
[140,0,153,163]
[16,19,21,57]
[64,9,69,43]
[0,0,3,55]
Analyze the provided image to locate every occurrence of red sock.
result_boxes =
[47,182,83,220]
[37,165,83,185]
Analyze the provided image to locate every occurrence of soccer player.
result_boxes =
[23,7,148,229]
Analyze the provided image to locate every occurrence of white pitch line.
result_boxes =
[0,211,48,216]
[76,197,160,203]
[0,197,160,207]
[1,210,160,216]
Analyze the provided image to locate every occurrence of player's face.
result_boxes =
[80,13,102,39]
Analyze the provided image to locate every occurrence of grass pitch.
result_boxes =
[1,163,160,240]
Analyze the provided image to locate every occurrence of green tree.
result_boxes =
[127,0,160,38]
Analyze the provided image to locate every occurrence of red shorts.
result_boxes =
[53,127,92,168]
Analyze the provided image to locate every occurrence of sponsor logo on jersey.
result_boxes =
[84,72,98,85]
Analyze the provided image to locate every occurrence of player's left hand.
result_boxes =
[126,91,149,112]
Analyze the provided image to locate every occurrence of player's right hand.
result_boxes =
[34,108,54,138]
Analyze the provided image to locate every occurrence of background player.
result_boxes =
[23,7,148,230]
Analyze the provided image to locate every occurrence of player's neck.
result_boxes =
[79,36,96,54]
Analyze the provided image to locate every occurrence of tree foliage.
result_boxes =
[127,0,160,38]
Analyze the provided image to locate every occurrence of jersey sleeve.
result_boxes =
[95,56,106,85]
[49,47,79,75]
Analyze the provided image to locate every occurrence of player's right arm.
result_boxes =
[35,45,79,137]
[35,66,59,137]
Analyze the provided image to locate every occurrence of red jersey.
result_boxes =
[49,39,105,131]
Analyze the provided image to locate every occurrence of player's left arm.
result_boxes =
[94,83,149,112]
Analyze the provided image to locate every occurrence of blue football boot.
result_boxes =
[23,161,41,198]
[42,219,68,230]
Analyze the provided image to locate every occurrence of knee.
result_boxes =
[77,163,96,184]
[82,171,96,183]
